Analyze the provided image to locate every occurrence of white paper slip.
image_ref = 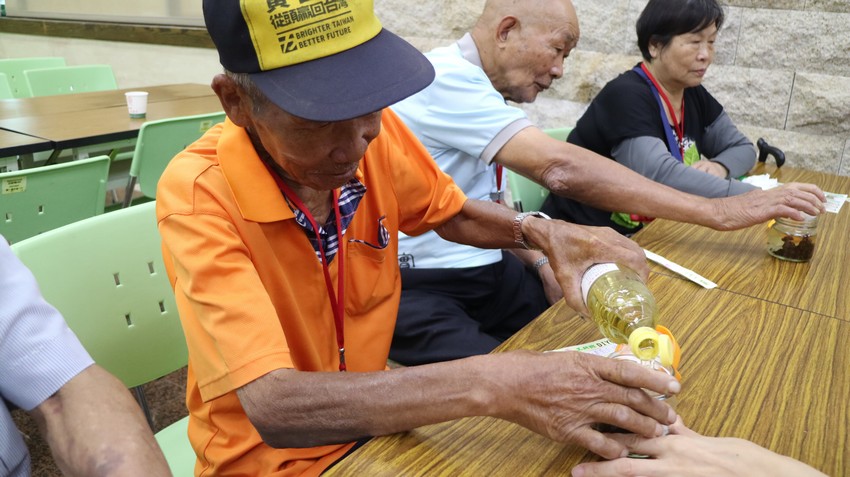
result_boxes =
[742,173,779,190]
[643,249,718,289]
[824,192,847,213]
[546,338,616,356]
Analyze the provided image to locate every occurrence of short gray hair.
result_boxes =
[224,69,270,114]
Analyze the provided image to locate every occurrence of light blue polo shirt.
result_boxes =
[0,237,93,477]
[392,33,533,269]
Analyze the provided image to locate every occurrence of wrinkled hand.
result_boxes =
[538,262,564,305]
[710,182,826,231]
[524,219,649,315]
[570,417,828,477]
[691,159,728,178]
[495,350,680,460]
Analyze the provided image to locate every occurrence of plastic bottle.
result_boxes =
[581,263,666,362]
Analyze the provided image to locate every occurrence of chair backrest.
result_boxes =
[11,201,188,388]
[127,112,226,202]
[507,127,572,212]
[0,57,66,98]
[0,73,13,100]
[507,170,549,213]
[0,155,110,243]
[544,127,572,142]
[24,64,118,96]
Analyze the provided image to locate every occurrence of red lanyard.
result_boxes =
[640,63,685,159]
[270,172,347,372]
[493,164,504,203]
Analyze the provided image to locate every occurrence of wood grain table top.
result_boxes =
[325,274,848,477]
[0,128,53,157]
[634,165,850,322]
[0,83,214,120]
[0,95,223,150]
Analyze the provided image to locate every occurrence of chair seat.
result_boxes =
[155,416,195,477]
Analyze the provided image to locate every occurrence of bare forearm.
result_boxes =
[238,350,680,460]
[497,128,722,228]
[433,199,519,249]
[32,366,170,477]
[238,355,500,447]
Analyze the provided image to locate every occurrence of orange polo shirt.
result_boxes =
[156,110,467,476]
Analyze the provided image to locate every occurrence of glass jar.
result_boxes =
[767,214,818,262]
[592,337,678,446]
[608,345,677,409]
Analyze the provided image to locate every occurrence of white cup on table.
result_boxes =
[125,91,149,119]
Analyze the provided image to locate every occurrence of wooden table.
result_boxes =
[0,95,223,152]
[0,128,53,158]
[0,83,220,162]
[325,273,848,476]
[635,165,850,322]
[0,83,214,120]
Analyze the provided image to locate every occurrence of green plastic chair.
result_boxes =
[0,56,65,98]
[507,127,572,212]
[155,416,194,476]
[123,112,226,207]
[10,201,195,476]
[0,73,13,99]
[24,64,118,96]
[0,155,110,243]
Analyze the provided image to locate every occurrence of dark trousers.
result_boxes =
[390,252,549,366]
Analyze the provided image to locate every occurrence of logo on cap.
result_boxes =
[243,0,382,71]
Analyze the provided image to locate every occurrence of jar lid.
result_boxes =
[776,213,819,227]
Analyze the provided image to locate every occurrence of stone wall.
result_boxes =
[376,0,850,176]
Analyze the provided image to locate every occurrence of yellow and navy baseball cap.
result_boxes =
[204,0,435,121]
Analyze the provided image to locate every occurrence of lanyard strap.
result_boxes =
[491,163,504,203]
[634,64,685,161]
[269,170,348,372]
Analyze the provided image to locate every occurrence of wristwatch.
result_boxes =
[513,211,551,250]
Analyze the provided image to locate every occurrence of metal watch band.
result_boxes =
[513,211,551,249]
[533,256,550,272]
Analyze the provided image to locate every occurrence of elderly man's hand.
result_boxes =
[523,218,648,315]
[493,350,679,460]
[710,182,826,231]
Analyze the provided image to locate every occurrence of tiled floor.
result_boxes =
[13,367,188,476]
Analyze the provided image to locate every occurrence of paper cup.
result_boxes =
[125,91,149,119]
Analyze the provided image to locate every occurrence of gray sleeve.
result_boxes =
[480,118,534,165]
[613,136,757,198]
[700,111,756,179]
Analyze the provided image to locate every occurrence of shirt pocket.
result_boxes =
[346,239,396,312]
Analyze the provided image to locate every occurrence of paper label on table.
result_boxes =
[824,192,847,213]
[742,173,779,190]
[1,177,26,194]
[743,175,846,213]
[644,249,717,289]
[546,338,616,356]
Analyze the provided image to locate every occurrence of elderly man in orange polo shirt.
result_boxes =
[156,0,684,475]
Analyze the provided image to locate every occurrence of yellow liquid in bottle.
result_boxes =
[585,268,658,351]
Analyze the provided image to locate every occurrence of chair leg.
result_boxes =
[132,385,156,431]
[123,176,138,208]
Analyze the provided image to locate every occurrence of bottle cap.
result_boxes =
[628,326,660,361]
[657,334,674,368]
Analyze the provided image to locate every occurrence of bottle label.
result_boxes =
[581,263,620,306]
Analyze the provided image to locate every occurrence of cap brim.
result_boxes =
[249,29,435,122]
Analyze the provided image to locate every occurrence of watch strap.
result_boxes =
[513,211,551,249]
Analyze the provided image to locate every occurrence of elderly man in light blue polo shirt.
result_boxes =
[390,0,826,366]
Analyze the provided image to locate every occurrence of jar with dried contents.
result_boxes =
[767,214,818,262]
